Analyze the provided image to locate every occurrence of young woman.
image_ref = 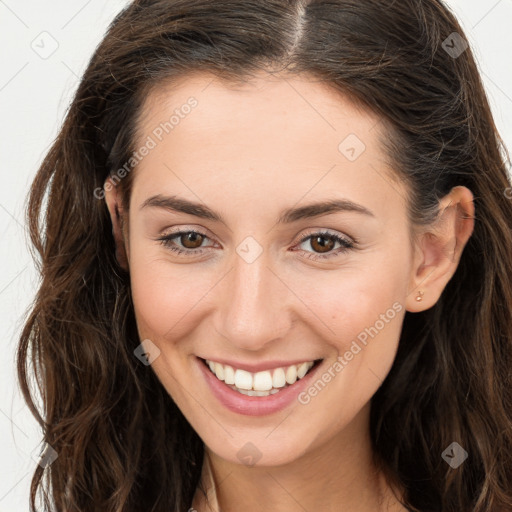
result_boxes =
[17,0,512,511]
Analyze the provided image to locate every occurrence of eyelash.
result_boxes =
[157,229,356,261]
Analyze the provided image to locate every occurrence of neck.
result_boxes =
[191,403,405,512]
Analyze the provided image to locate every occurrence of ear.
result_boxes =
[406,186,475,312]
[103,177,129,271]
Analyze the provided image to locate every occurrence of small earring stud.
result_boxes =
[415,290,424,302]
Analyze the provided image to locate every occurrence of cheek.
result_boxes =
[289,257,407,411]
[293,255,407,344]
[129,252,218,341]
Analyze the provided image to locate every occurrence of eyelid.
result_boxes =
[159,225,216,243]
[294,227,356,246]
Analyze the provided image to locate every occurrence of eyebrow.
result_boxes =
[139,194,375,223]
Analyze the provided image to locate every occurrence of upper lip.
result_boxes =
[199,356,322,373]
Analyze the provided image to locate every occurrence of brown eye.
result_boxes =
[157,229,213,255]
[180,231,205,249]
[295,230,355,261]
[309,234,336,253]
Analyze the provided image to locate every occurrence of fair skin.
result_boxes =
[104,71,474,512]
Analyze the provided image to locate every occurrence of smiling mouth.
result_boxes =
[201,358,323,397]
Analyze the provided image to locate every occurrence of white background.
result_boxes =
[1,1,511,510]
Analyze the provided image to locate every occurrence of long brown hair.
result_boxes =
[17,0,512,510]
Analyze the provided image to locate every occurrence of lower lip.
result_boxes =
[196,357,323,416]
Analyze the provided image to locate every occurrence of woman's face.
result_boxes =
[121,71,419,466]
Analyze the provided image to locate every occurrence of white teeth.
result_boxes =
[297,362,309,379]
[205,358,318,394]
[214,362,224,381]
[235,388,269,396]
[272,367,286,388]
[252,390,270,396]
[230,386,282,397]
[253,371,273,391]
[285,365,297,384]
[224,365,235,385]
[234,369,253,390]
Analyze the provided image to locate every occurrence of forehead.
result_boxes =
[130,70,405,221]
[136,69,383,150]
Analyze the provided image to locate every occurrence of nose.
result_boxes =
[213,246,293,351]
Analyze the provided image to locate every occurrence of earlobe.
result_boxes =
[103,177,129,271]
[406,186,475,312]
